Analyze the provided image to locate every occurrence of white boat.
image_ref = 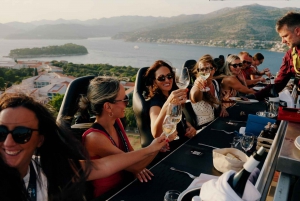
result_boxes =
[134,45,139,49]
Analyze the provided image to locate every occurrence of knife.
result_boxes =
[198,143,219,149]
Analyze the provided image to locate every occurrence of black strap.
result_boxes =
[27,162,37,201]
[92,121,130,152]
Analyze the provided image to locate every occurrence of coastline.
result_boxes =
[4,53,88,59]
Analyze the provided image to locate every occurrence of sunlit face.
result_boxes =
[0,107,43,177]
[198,62,216,79]
[110,84,128,118]
[229,59,242,75]
[154,66,173,95]
[278,25,300,48]
[240,55,252,69]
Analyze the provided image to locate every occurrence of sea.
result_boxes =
[0,37,285,75]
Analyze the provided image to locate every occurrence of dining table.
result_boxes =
[104,101,268,201]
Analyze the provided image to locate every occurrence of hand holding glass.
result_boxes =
[175,67,190,89]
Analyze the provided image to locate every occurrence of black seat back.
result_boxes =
[182,59,197,86]
[132,67,154,148]
[56,75,95,139]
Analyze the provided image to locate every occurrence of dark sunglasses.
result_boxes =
[0,125,38,144]
[243,60,252,65]
[156,73,174,82]
[230,63,243,68]
[198,67,214,72]
[113,95,129,106]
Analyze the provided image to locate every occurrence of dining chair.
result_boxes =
[56,75,95,140]
[132,67,154,147]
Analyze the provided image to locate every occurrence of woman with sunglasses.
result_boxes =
[220,54,256,108]
[78,77,160,199]
[190,55,228,129]
[0,92,167,201]
[144,60,197,151]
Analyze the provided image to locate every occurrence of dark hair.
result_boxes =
[276,12,300,32]
[144,60,177,98]
[78,77,120,116]
[253,53,264,61]
[0,157,28,201]
[0,93,92,200]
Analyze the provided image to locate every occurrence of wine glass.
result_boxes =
[162,115,177,140]
[241,134,254,153]
[167,103,182,140]
[175,67,190,89]
[198,68,211,92]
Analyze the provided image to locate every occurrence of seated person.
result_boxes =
[79,77,160,198]
[144,60,197,150]
[250,53,271,80]
[190,55,228,129]
[239,51,266,87]
[220,55,256,108]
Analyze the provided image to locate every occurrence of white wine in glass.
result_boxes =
[175,67,190,89]
[162,115,177,139]
[167,103,182,140]
[199,71,211,92]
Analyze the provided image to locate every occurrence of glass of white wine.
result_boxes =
[167,103,182,140]
[175,67,190,89]
[198,68,211,92]
[162,115,177,140]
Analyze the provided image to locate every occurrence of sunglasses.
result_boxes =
[0,125,38,144]
[243,61,252,65]
[113,95,129,106]
[198,67,214,72]
[230,63,243,68]
[156,73,174,82]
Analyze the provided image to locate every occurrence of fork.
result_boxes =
[211,128,234,134]
[170,167,197,179]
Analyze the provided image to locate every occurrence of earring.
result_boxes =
[109,112,114,117]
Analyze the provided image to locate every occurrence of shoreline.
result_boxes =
[4,53,88,59]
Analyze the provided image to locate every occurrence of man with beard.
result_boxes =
[254,12,300,100]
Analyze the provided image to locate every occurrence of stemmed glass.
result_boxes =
[241,134,254,153]
[162,115,177,140]
[198,68,211,92]
[175,67,190,89]
[167,103,182,140]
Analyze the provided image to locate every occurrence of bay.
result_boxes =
[0,37,284,74]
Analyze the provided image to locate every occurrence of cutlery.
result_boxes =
[170,167,197,179]
[198,143,219,149]
[211,128,235,134]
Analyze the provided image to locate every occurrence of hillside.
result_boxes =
[113,4,300,42]
[8,43,88,58]
[2,4,300,42]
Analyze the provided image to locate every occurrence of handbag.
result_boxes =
[245,114,276,136]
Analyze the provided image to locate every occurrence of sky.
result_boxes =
[1,0,300,23]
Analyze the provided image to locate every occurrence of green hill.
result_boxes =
[112,4,300,42]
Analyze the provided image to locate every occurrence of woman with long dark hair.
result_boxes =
[0,93,167,200]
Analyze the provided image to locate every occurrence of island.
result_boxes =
[8,43,88,58]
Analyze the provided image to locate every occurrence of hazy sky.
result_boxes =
[1,0,300,23]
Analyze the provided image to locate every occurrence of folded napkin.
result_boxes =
[200,170,261,201]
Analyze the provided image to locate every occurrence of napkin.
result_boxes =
[200,170,261,201]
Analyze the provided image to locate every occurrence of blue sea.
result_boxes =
[0,37,285,74]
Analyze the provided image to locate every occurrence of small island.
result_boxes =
[8,43,88,58]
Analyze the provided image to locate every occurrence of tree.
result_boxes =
[0,77,5,90]
[34,68,38,76]
[125,108,137,128]
[48,94,64,112]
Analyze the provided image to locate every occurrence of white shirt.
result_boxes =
[23,161,48,201]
